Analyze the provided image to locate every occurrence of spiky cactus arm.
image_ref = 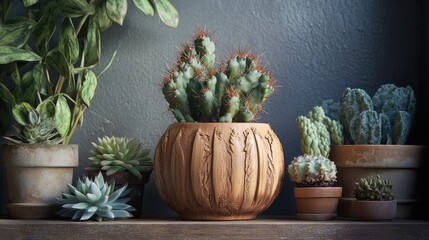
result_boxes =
[379,113,392,144]
[351,110,382,144]
[321,99,340,121]
[381,86,416,130]
[287,154,337,187]
[219,88,240,122]
[323,117,344,145]
[193,30,216,69]
[372,84,397,113]
[297,116,330,157]
[392,111,410,144]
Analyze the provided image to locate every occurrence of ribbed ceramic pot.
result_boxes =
[154,123,284,220]
[2,144,78,219]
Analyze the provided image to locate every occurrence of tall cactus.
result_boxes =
[162,29,275,122]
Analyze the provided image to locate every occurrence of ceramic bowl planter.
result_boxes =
[294,187,342,220]
[351,200,397,221]
[154,122,284,220]
[330,145,425,219]
[85,170,151,218]
[2,144,78,219]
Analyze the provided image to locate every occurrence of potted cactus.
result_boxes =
[351,175,397,221]
[85,136,152,217]
[1,1,178,219]
[153,29,284,220]
[326,84,425,218]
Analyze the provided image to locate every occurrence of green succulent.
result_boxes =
[353,175,394,201]
[86,136,152,181]
[287,154,338,187]
[57,172,134,221]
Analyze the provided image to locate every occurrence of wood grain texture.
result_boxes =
[1,218,428,240]
[153,123,285,220]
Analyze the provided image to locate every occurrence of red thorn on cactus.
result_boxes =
[193,26,211,40]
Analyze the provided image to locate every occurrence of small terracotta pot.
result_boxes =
[351,200,397,221]
[294,187,342,220]
[85,170,151,218]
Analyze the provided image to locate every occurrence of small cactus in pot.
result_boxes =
[353,175,394,201]
[288,154,338,187]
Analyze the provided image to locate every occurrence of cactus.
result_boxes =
[353,175,394,201]
[287,154,337,187]
[86,136,152,181]
[57,172,135,221]
[297,106,343,157]
[162,29,275,122]
[339,84,415,144]
[321,99,340,121]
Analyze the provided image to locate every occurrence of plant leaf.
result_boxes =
[46,49,70,78]
[0,82,15,104]
[12,102,32,126]
[21,0,39,7]
[106,0,128,26]
[34,10,57,55]
[59,18,79,64]
[1,0,12,22]
[32,63,47,95]
[0,99,9,135]
[153,0,179,28]
[83,18,100,67]
[0,46,41,64]
[132,0,154,16]
[0,17,37,48]
[17,71,37,105]
[95,3,112,32]
[59,0,94,18]
[36,97,55,119]
[81,70,97,107]
[54,95,71,137]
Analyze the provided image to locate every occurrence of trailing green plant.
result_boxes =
[0,0,179,143]
[86,136,152,181]
[161,29,276,122]
[287,154,338,187]
[353,175,394,201]
[57,172,135,221]
[297,106,343,158]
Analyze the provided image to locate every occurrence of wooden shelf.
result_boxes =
[1,217,429,239]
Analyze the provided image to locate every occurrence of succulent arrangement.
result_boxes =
[287,154,338,187]
[57,172,134,221]
[297,106,343,158]
[337,84,415,144]
[161,29,276,122]
[86,136,152,181]
[0,0,179,142]
[353,175,394,201]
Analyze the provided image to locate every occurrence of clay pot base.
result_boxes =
[182,213,257,221]
[7,203,62,219]
[296,213,337,221]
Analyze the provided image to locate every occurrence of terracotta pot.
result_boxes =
[330,145,425,219]
[154,122,284,220]
[2,144,78,219]
[294,187,342,220]
[85,170,151,218]
[351,200,397,221]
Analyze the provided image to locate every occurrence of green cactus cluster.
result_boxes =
[162,29,275,122]
[297,106,343,157]
[287,154,338,187]
[353,175,394,201]
[339,84,415,144]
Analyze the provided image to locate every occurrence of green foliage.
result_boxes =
[86,136,152,181]
[0,0,179,144]
[57,172,135,221]
[162,29,276,122]
[297,106,343,157]
[353,175,394,201]
[287,154,338,187]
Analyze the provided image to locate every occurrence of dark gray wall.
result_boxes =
[1,0,423,217]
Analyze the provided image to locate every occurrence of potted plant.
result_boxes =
[57,172,135,221]
[326,84,425,218]
[0,0,178,218]
[287,106,343,220]
[351,175,397,221]
[84,136,152,217]
[153,29,284,220]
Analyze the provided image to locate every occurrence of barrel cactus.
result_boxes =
[86,136,152,181]
[339,84,415,144]
[297,106,343,157]
[353,175,394,201]
[57,172,134,221]
[162,29,275,122]
[287,154,338,187]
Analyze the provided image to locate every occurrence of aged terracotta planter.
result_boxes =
[154,122,284,220]
[294,187,342,220]
[330,145,425,219]
[2,144,78,219]
[85,170,151,218]
[351,200,397,221]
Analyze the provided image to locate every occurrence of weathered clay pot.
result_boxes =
[2,144,78,219]
[154,123,284,220]
[330,145,425,219]
[351,200,397,221]
[85,170,151,218]
[294,187,342,221]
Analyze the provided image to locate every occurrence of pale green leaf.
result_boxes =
[0,46,41,64]
[17,71,37,105]
[106,0,128,26]
[81,70,97,106]
[54,95,71,137]
[59,0,94,18]
[83,18,100,67]
[59,18,79,64]
[36,97,55,119]
[132,0,154,16]
[34,11,57,55]
[46,49,70,78]
[12,102,32,126]
[153,0,179,28]
[0,82,15,104]
[21,0,39,7]
[32,63,47,95]
[95,3,112,32]
[0,17,37,48]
